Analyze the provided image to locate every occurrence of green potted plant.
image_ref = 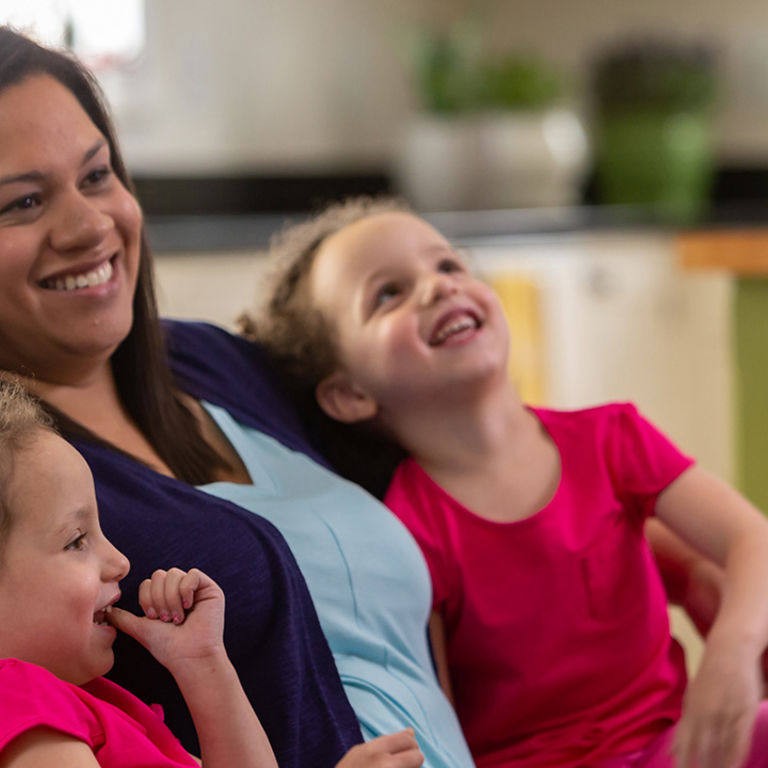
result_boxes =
[591,38,718,220]
[396,23,588,211]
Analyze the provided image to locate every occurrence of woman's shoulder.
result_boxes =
[162,320,269,391]
[162,320,321,460]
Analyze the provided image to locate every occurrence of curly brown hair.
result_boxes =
[241,196,410,404]
[240,196,411,496]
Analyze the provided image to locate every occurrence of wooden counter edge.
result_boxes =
[677,230,768,275]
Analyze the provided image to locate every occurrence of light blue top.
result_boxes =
[198,403,475,768]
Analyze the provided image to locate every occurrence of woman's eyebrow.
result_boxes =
[82,139,107,165]
[0,140,107,187]
[0,170,45,187]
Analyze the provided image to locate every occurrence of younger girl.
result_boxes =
[0,378,423,768]
[254,197,768,768]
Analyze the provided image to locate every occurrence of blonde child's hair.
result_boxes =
[0,377,54,551]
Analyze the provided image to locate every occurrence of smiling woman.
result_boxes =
[0,75,142,381]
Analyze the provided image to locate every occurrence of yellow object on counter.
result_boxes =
[488,273,546,405]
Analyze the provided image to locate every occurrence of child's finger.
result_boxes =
[145,568,180,622]
[107,605,142,638]
[137,576,157,619]
[159,567,188,624]
[365,729,420,756]
[388,747,423,768]
[366,729,422,768]
[178,568,204,611]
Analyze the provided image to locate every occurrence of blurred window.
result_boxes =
[0,0,144,69]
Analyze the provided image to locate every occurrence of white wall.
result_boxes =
[100,0,768,175]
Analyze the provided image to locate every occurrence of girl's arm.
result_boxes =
[655,466,768,768]
[110,568,278,768]
[645,517,724,636]
[0,730,100,768]
[113,569,424,768]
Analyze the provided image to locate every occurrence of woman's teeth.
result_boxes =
[45,260,113,291]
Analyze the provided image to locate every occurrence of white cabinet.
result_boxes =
[473,231,734,483]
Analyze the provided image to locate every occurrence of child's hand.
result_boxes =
[673,639,761,768]
[109,568,226,672]
[335,730,423,768]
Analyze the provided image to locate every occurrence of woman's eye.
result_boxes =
[83,167,111,186]
[0,194,41,215]
[64,531,88,551]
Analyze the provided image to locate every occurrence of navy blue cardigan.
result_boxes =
[73,321,362,767]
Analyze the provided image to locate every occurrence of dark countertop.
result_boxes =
[146,203,768,254]
[136,163,768,254]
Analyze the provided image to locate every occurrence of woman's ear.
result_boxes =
[316,371,378,424]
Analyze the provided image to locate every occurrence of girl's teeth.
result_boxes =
[434,316,476,344]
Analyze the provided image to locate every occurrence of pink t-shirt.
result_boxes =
[0,658,198,766]
[385,403,695,768]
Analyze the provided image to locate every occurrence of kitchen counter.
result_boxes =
[146,203,768,255]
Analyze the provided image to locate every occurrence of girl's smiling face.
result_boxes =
[310,212,510,424]
[0,429,129,685]
[0,73,142,381]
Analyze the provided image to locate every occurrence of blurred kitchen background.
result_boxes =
[8,0,768,667]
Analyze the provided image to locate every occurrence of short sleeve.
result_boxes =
[0,659,102,752]
[604,403,695,521]
[385,460,461,614]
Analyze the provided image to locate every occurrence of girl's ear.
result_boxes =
[316,371,378,424]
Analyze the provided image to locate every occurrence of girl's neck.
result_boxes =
[384,375,529,477]
[387,381,560,524]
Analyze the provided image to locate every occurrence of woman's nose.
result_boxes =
[49,191,112,252]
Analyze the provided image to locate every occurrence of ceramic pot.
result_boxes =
[394,108,589,211]
[594,110,714,220]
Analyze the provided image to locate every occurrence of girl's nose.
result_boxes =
[105,542,130,583]
[420,272,458,307]
[49,191,112,252]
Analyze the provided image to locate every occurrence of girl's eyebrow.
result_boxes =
[53,506,91,536]
[0,139,107,187]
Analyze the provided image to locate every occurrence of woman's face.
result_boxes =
[0,74,142,382]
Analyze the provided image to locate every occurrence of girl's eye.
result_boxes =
[0,194,41,215]
[437,257,465,274]
[64,531,88,551]
[374,282,401,308]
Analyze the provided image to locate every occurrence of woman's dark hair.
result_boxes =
[0,27,228,483]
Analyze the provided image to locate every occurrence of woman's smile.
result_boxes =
[0,74,142,375]
[41,255,115,292]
